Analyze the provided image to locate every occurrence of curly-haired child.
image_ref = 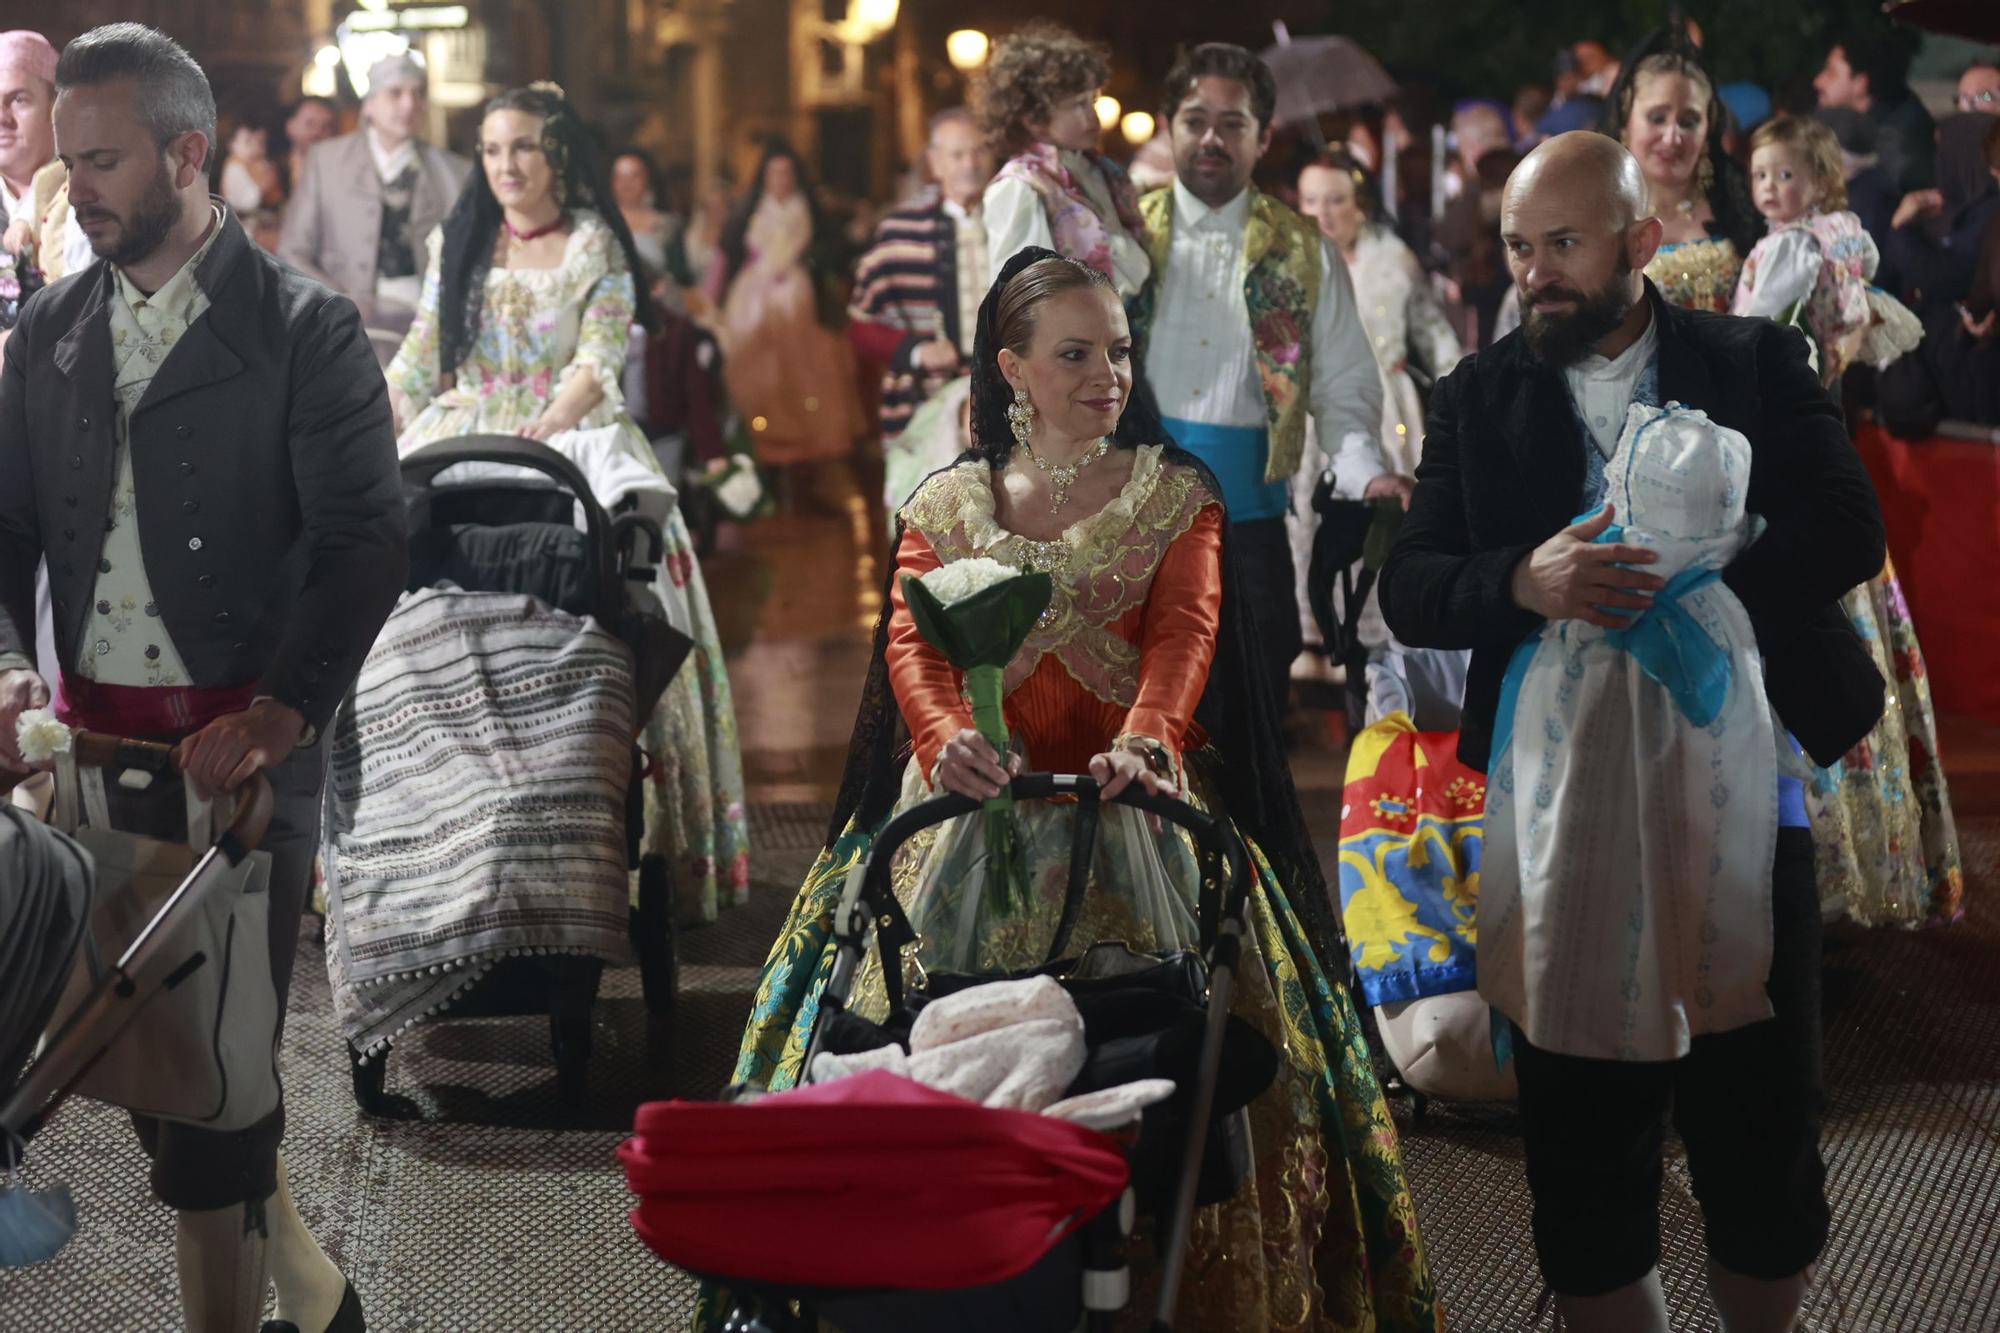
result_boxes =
[1731,114,1922,383]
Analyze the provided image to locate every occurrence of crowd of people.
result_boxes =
[0,11,1988,1333]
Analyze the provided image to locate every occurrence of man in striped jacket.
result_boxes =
[848,109,994,441]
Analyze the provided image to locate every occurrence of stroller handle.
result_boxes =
[400,434,620,616]
[837,773,1252,1017]
[69,733,274,856]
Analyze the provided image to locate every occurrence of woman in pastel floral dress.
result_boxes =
[696,250,1438,1332]
[387,85,749,921]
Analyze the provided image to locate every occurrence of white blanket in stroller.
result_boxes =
[811,976,1176,1130]
[324,588,637,1059]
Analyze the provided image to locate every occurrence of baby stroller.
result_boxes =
[622,774,1277,1331]
[3,738,273,1265]
[334,435,692,1113]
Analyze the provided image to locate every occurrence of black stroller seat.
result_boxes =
[338,435,693,1114]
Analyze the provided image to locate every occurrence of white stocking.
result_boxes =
[1555,1267,1670,1333]
[173,1201,270,1333]
[1709,1260,1812,1333]
[266,1154,348,1330]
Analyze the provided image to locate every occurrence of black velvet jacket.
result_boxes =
[1378,281,1887,772]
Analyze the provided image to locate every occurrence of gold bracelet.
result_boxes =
[1110,732,1178,786]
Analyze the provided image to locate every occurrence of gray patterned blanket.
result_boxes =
[325,588,636,1059]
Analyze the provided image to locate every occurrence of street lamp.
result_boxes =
[1094,95,1120,130]
[848,0,898,42]
[946,29,988,71]
[1120,110,1154,145]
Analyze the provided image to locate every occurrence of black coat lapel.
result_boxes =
[1500,337,1586,512]
[50,264,116,410]
[133,208,251,417]
[1649,281,1715,412]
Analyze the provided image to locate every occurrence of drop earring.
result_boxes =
[1006,386,1035,447]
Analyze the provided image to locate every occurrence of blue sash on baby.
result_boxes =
[1161,417,1288,521]
[1492,510,1808,829]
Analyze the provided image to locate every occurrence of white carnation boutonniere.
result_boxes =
[15,708,74,766]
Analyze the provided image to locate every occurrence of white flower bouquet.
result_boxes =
[902,556,1053,914]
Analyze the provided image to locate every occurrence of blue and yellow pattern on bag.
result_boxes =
[1336,714,1485,1008]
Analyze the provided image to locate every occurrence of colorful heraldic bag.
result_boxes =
[1336,713,1486,1009]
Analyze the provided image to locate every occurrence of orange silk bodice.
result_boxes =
[887,447,1224,778]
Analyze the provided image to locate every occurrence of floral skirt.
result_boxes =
[638,504,751,923]
[1809,556,1963,925]
[695,790,1441,1332]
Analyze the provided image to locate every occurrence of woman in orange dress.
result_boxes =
[698,248,1439,1332]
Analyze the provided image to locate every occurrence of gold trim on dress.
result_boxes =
[902,445,1215,707]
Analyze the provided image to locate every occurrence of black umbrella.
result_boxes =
[1886,0,2000,43]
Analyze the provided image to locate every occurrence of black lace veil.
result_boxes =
[826,246,1348,972]
[1600,23,1761,258]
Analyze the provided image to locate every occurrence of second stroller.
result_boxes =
[325,435,690,1110]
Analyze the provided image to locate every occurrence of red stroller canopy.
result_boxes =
[619,1069,1128,1290]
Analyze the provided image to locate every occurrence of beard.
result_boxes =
[80,160,182,268]
[1519,259,1638,368]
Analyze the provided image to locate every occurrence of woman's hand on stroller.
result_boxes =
[1089,746,1174,803]
[173,700,304,799]
[937,728,1021,801]
[521,366,605,442]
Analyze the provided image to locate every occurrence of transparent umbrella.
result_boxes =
[1259,23,1398,129]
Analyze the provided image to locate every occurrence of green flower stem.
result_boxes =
[964,662,1027,913]
[964,663,1011,813]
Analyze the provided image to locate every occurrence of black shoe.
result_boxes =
[261,1279,364,1333]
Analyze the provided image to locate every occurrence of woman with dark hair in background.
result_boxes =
[979,22,1150,299]
[610,146,682,287]
[386,83,750,923]
[696,248,1438,1332]
[1604,29,1760,313]
[1295,150,1469,720]
[705,142,865,469]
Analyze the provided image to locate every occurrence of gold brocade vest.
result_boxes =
[1133,188,1322,483]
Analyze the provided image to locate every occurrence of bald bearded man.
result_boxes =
[1380,133,1886,1333]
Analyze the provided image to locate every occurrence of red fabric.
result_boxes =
[846,317,907,372]
[641,309,727,465]
[54,675,257,741]
[618,1069,1127,1290]
[1853,423,2000,724]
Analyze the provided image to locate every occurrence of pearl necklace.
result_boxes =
[1025,436,1110,512]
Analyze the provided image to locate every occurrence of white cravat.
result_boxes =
[1562,309,1658,459]
[367,128,417,184]
[1,172,32,226]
